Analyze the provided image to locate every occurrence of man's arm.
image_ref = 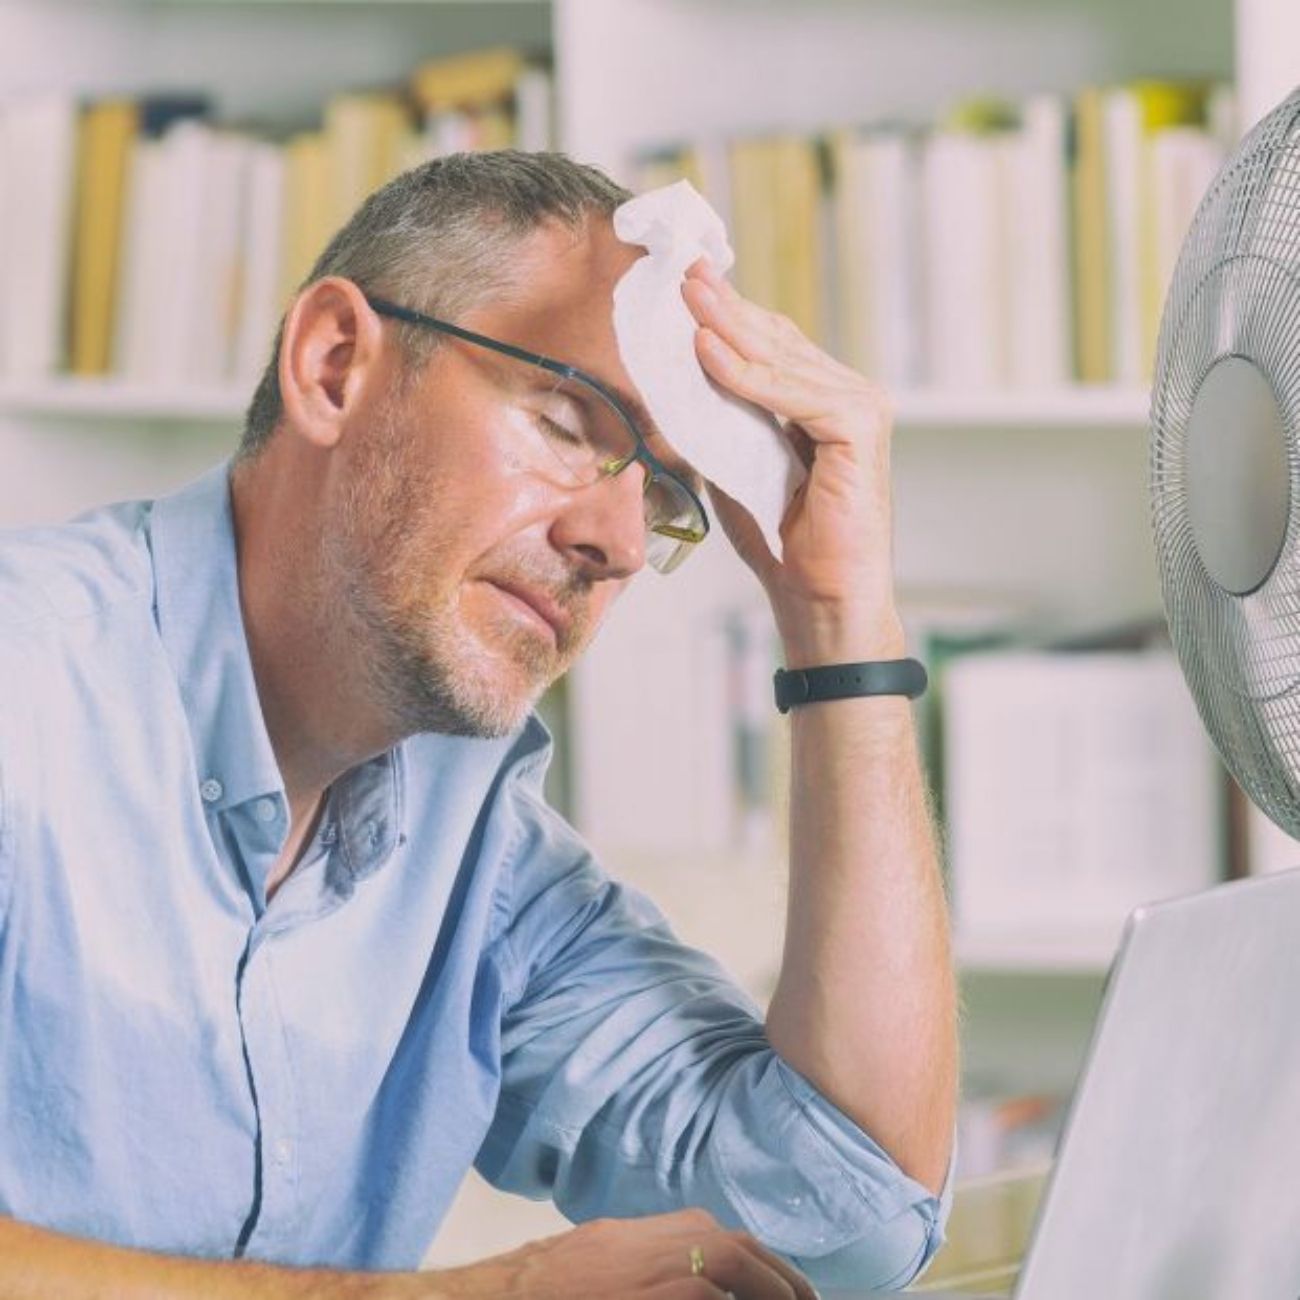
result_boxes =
[772,676,956,1193]
[682,260,959,1195]
[0,1211,810,1299]
[0,1215,388,1298]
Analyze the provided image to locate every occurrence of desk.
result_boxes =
[908,1164,1048,1295]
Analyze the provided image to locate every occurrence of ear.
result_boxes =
[277,277,387,451]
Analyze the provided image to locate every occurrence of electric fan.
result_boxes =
[1151,85,1300,839]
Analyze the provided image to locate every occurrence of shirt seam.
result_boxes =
[3,516,152,634]
[490,778,559,1001]
[486,814,530,998]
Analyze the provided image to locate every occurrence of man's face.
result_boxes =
[331,217,656,740]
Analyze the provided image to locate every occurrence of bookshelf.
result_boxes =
[0,380,248,422]
[3,0,1298,1257]
[0,378,1155,429]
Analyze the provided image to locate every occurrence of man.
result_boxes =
[0,152,956,1296]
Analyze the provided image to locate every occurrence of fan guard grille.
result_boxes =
[1152,86,1300,837]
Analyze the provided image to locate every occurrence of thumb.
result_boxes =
[706,480,778,586]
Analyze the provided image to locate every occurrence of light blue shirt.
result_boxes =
[0,464,949,1290]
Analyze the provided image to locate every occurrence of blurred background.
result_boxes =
[2,0,1298,1281]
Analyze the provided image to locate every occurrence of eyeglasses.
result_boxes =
[365,293,710,575]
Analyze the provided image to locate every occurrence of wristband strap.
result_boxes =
[773,658,928,713]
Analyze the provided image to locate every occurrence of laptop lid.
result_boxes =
[1012,868,1300,1300]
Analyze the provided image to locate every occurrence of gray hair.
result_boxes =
[239,150,632,458]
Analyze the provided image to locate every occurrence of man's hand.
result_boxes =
[680,258,903,666]
[0,1209,816,1299]
[427,1208,817,1299]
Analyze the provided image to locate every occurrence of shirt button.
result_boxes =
[200,778,224,804]
[272,1138,293,1166]
[254,797,278,824]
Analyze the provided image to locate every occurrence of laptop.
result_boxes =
[826,868,1300,1299]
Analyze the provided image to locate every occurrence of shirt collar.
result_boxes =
[147,461,283,813]
[145,460,554,882]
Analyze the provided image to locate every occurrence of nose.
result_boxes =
[548,461,648,580]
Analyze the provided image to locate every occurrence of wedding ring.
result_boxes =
[688,1244,706,1277]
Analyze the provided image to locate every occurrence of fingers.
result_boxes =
[692,323,837,431]
[684,259,826,370]
[649,1208,818,1300]
[698,1247,797,1300]
[681,259,890,446]
[725,1233,821,1300]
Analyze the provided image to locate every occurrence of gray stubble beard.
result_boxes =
[325,399,566,742]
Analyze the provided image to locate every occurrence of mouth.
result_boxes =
[484,579,572,645]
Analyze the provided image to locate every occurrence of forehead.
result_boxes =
[470,218,636,352]
[462,217,644,403]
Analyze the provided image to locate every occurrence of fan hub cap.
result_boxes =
[1186,355,1292,596]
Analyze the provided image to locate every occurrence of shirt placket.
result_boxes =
[221,794,308,1261]
[232,919,301,1260]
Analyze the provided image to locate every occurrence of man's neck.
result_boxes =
[229,453,399,837]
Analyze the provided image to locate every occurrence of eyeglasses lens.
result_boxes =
[501,357,707,573]
[643,474,707,573]
[512,369,638,487]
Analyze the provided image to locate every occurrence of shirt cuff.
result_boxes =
[711,1055,954,1286]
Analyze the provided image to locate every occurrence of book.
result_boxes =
[189,131,249,384]
[324,92,411,231]
[280,130,331,302]
[898,588,1037,815]
[724,134,827,341]
[728,136,783,316]
[921,114,1011,388]
[132,119,211,384]
[410,46,528,114]
[1005,96,1071,388]
[770,134,826,342]
[233,141,287,382]
[410,46,552,155]
[69,99,138,376]
[111,98,212,379]
[1102,81,1208,382]
[113,135,164,379]
[830,126,922,387]
[1133,82,1209,376]
[1102,88,1144,384]
[1071,87,1112,384]
[0,95,78,378]
[943,648,1225,949]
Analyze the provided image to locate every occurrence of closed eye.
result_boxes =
[538,413,585,448]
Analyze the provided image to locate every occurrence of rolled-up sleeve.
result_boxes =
[476,825,952,1291]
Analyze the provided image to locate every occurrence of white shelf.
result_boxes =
[0,380,247,423]
[0,379,1153,430]
[893,386,1151,430]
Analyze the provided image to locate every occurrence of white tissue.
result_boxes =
[611,180,806,559]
